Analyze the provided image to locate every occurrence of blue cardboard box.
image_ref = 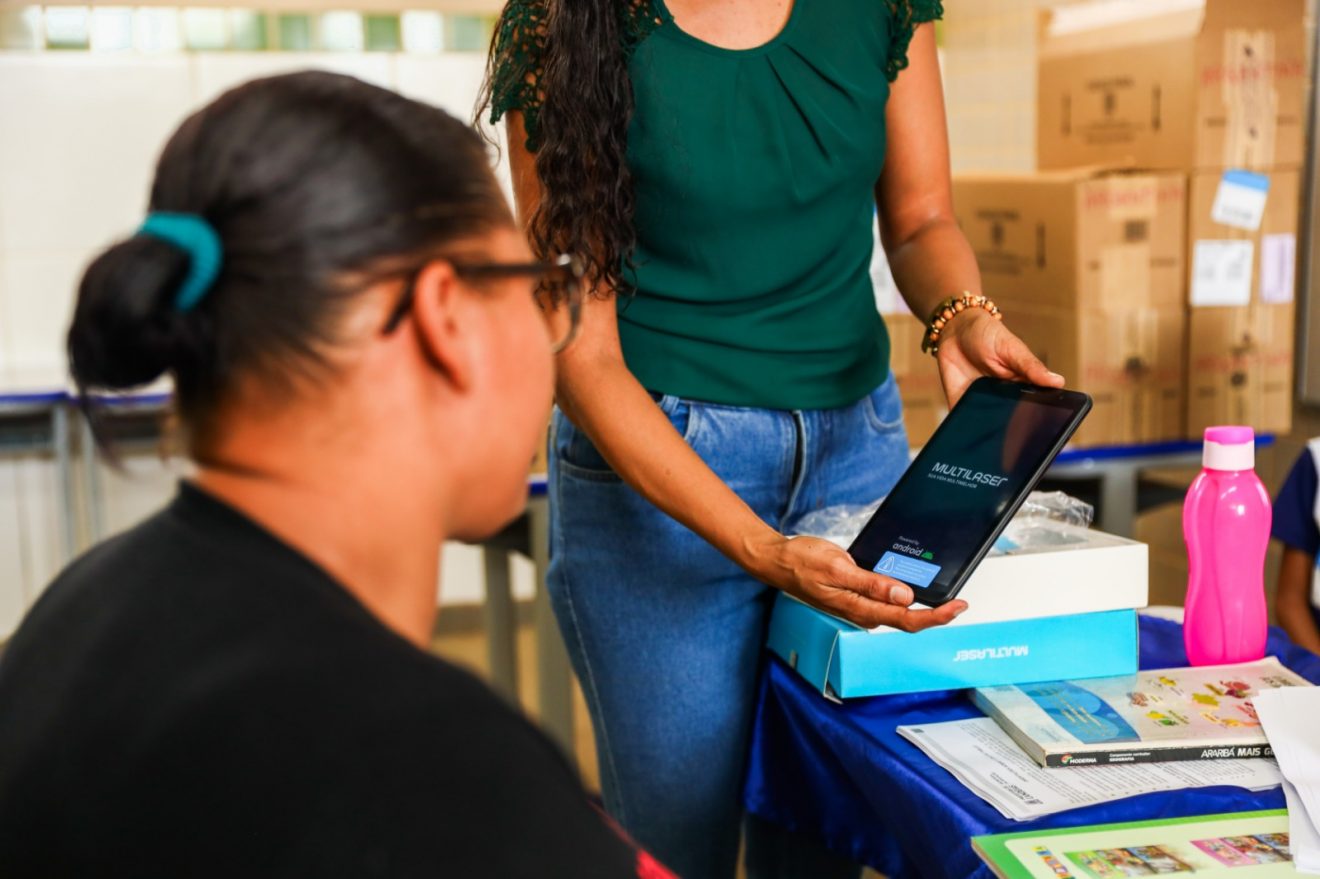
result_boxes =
[766,595,1139,700]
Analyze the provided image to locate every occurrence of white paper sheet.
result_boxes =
[1283,779,1320,874]
[1254,688,1320,874]
[1211,171,1271,232]
[1191,240,1255,306]
[897,717,1282,822]
[1261,233,1297,303]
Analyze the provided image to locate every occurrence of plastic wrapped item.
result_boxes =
[997,491,1095,553]
[791,502,880,547]
[790,491,1096,554]
[1012,490,1094,528]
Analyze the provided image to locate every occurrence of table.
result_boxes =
[0,383,76,561]
[78,390,173,543]
[1047,437,1276,538]
[479,476,576,758]
[743,616,1320,879]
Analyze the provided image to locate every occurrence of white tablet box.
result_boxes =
[768,524,1149,699]
[827,521,1148,626]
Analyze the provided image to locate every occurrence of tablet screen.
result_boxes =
[848,382,1086,604]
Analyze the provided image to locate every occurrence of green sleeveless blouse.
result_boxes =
[492,0,943,409]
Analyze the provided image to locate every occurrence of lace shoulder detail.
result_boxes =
[488,0,551,151]
[489,0,671,152]
[622,0,672,53]
[885,0,943,83]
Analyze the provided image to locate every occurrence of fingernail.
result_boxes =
[953,603,968,616]
[1047,371,1064,382]
[890,584,913,604]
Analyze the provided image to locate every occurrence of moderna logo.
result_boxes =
[952,645,1029,662]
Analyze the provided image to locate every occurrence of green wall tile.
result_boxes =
[365,14,401,52]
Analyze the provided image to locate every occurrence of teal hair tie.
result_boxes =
[138,211,223,312]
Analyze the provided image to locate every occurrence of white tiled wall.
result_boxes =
[191,51,396,104]
[2,251,92,368]
[0,253,7,371]
[0,49,526,638]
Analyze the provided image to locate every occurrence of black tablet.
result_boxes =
[847,377,1092,607]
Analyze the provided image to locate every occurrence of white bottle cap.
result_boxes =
[1203,426,1255,471]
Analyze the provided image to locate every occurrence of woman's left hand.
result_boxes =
[935,309,1065,407]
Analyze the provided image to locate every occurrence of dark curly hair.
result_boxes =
[477,0,937,297]
[478,0,648,296]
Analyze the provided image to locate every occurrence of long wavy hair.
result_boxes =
[477,0,638,296]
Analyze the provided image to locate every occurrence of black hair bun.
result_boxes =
[67,234,194,391]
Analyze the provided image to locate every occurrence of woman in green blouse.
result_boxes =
[483,1,1062,876]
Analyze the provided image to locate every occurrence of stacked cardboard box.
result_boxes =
[872,220,947,446]
[952,170,1188,448]
[768,523,1148,698]
[885,311,945,447]
[1034,0,1305,439]
[1184,169,1300,435]
[1036,1,1307,173]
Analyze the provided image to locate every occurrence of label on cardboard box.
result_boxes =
[1260,234,1297,304]
[1218,29,1286,170]
[1210,170,1270,231]
[1191,240,1254,306]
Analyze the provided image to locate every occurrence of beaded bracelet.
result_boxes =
[920,292,1003,357]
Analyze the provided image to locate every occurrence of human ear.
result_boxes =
[409,259,474,394]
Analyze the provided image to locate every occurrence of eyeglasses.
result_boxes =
[381,253,584,354]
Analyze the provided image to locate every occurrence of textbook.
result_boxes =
[972,810,1303,879]
[973,658,1312,767]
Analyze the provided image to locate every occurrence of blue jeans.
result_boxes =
[547,373,910,879]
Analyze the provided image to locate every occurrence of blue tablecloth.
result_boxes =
[743,617,1320,879]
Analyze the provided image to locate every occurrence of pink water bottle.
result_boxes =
[1183,426,1271,666]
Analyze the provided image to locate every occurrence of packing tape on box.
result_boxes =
[1220,28,1279,168]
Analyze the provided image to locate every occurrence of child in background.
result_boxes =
[1271,440,1320,655]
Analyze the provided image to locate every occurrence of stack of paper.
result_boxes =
[1254,688,1320,874]
[898,718,1282,821]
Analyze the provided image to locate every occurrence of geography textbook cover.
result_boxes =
[972,658,1310,767]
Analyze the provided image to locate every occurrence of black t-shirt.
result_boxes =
[0,483,668,878]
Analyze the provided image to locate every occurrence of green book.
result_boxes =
[973,811,1301,879]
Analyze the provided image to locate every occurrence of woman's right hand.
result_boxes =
[746,532,967,631]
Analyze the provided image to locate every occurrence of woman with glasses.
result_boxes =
[0,71,663,878]
[482,2,1063,877]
